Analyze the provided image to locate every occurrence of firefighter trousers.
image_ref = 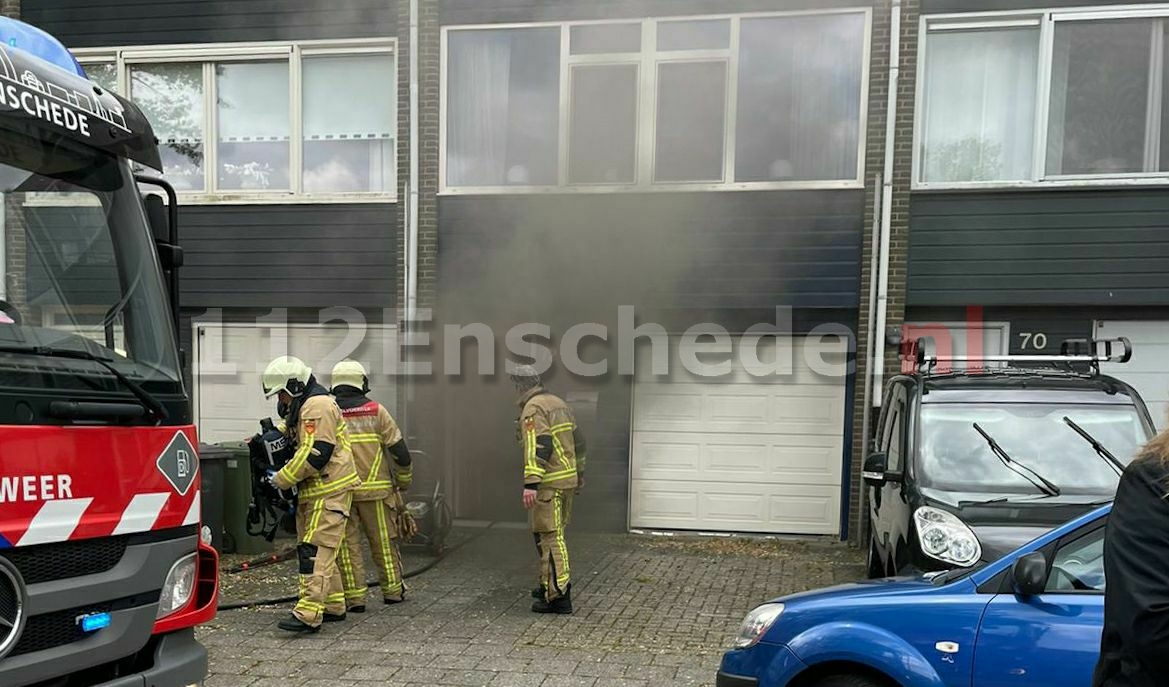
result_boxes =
[293,492,352,627]
[337,496,405,606]
[530,488,572,601]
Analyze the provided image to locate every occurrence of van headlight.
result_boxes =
[157,553,197,619]
[732,603,784,648]
[915,507,981,567]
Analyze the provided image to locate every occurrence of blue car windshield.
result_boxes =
[918,403,1147,495]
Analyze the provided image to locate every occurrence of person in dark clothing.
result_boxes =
[1094,427,1169,687]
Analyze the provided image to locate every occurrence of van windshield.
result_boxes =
[918,404,1147,495]
[0,124,180,389]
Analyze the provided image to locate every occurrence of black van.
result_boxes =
[864,338,1155,578]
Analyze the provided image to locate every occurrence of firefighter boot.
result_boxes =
[531,584,572,614]
[531,585,546,599]
[277,614,321,634]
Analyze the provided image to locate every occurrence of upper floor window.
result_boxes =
[74,40,396,202]
[918,10,1169,188]
[441,11,870,194]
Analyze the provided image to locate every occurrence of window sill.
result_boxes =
[913,177,1169,193]
[437,180,863,196]
[170,193,397,206]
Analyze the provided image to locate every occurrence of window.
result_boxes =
[130,63,205,191]
[736,13,866,183]
[76,40,396,201]
[920,27,1039,183]
[1046,526,1106,593]
[569,64,639,184]
[445,27,559,187]
[302,55,395,194]
[881,384,908,473]
[217,62,290,191]
[442,11,870,192]
[918,10,1169,187]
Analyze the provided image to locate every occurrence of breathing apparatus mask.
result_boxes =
[247,417,297,541]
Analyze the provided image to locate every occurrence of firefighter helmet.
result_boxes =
[331,359,369,393]
[509,363,542,391]
[262,356,312,398]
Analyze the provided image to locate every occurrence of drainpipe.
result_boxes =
[404,0,420,430]
[860,173,882,456]
[872,0,901,408]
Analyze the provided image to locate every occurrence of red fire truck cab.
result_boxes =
[0,17,218,687]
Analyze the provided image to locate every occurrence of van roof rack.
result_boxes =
[895,336,1132,377]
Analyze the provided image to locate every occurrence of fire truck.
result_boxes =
[0,17,218,687]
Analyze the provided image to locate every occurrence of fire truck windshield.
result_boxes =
[0,124,181,396]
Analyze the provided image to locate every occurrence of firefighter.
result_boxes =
[512,364,586,614]
[330,359,414,609]
[262,355,360,633]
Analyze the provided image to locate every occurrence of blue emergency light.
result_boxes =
[0,16,86,77]
[78,612,111,633]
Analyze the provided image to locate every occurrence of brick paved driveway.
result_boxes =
[200,525,864,687]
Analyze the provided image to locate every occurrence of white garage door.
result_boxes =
[1096,320,1169,430]
[194,322,399,444]
[630,335,848,535]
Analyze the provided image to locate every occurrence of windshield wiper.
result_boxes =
[1062,416,1125,476]
[0,345,167,422]
[957,496,1009,508]
[971,423,1061,497]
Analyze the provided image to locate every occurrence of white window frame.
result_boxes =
[915,4,1169,190]
[439,9,872,195]
[73,38,397,205]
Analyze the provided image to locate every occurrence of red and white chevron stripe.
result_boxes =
[15,490,201,547]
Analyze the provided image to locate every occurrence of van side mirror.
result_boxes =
[863,452,888,487]
[1012,552,1048,596]
[143,193,169,239]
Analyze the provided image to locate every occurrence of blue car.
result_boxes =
[718,504,1110,687]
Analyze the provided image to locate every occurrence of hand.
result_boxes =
[265,469,279,488]
[523,489,537,510]
[576,473,585,494]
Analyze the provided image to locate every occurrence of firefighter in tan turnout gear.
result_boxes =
[512,364,587,614]
[263,356,360,633]
[330,360,415,608]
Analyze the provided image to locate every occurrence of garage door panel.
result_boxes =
[767,491,838,535]
[631,432,842,485]
[632,440,701,479]
[635,337,848,385]
[704,441,769,476]
[633,487,700,523]
[633,385,843,433]
[631,479,839,534]
[708,393,769,423]
[634,391,703,424]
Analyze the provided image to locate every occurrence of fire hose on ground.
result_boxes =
[217,516,487,612]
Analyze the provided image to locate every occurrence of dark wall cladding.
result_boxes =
[178,204,397,310]
[923,0,1145,12]
[908,190,1169,307]
[438,190,864,326]
[22,0,397,47]
[441,0,873,25]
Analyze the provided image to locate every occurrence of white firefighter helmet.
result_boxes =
[509,363,542,391]
[262,356,312,398]
[331,359,369,393]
